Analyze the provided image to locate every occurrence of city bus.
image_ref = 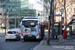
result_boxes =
[21,17,43,41]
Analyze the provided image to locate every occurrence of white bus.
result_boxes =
[21,17,43,41]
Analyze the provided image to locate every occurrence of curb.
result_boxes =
[30,43,39,50]
[33,38,45,50]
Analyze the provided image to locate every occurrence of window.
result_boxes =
[67,3,68,6]
[71,9,72,12]
[13,31,17,34]
[67,9,68,11]
[7,31,13,34]
[67,14,68,17]
[71,3,72,7]
[59,3,60,6]
[58,19,60,22]
[74,8,75,13]
[67,20,68,22]
[58,8,60,11]
[70,14,72,17]
[0,0,2,3]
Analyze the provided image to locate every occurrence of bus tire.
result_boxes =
[24,38,25,41]
[24,36,25,41]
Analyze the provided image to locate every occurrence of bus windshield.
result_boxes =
[22,20,38,27]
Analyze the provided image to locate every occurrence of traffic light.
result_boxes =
[48,16,51,20]
[9,21,12,24]
[38,13,40,16]
[62,17,64,23]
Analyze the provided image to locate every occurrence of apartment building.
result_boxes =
[55,0,75,26]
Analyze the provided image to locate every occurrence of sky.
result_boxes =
[29,0,43,11]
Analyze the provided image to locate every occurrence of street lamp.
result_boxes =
[4,9,8,35]
[59,9,64,42]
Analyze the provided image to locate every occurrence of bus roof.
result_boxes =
[24,17,38,19]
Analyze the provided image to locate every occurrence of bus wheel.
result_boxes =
[24,39,25,41]
[24,37,25,41]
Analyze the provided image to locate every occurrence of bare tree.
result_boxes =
[36,0,51,16]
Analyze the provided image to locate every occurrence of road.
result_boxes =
[0,28,48,50]
[0,37,40,50]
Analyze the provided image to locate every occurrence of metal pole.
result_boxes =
[60,13,63,35]
[5,12,6,35]
[47,0,53,44]
[5,9,8,35]
[15,17,16,28]
[7,9,8,31]
[59,13,63,42]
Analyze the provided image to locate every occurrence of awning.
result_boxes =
[62,23,69,25]
[69,24,75,26]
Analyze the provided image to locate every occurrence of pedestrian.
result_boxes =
[55,29,58,39]
[63,29,68,41]
[52,29,55,39]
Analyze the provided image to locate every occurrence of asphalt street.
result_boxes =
[0,37,40,50]
[0,28,48,50]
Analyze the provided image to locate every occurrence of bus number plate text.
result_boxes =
[31,23,34,25]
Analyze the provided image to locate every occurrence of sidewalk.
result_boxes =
[33,35,75,50]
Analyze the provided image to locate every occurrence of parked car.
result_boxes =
[5,31,21,41]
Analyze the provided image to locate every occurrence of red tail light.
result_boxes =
[38,32,39,33]
[15,34,17,36]
[6,34,8,36]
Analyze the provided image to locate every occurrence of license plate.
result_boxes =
[31,23,34,25]
[9,37,12,38]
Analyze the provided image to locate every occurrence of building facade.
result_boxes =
[21,0,29,8]
[0,0,21,28]
[29,3,33,9]
[55,0,75,26]
[20,0,36,18]
[21,8,36,17]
